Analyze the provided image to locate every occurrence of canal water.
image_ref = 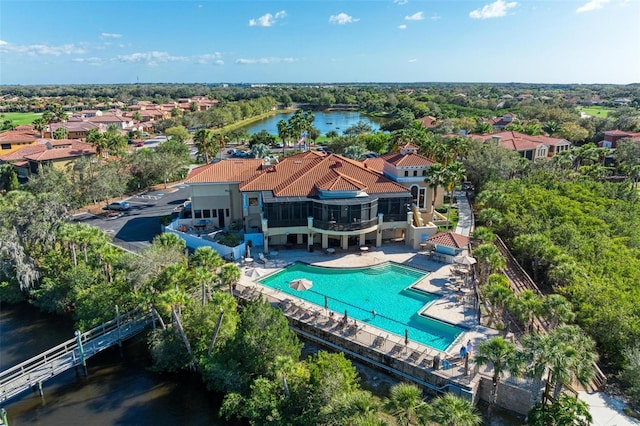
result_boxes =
[240,110,383,136]
[0,303,230,425]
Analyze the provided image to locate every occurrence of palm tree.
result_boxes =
[471,226,495,244]
[220,263,241,294]
[424,164,447,214]
[427,393,482,426]
[509,289,543,333]
[477,208,503,230]
[482,274,513,329]
[473,243,505,284]
[543,120,561,136]
[547,325,598,400]
[194,129,215,163]
[443,161,465,227]
[343,145,366,160]
[386,382,425,426]
[251,143,271,159]
[32,117,47,138]
[521,332,553,408]
[475,336,522,418]
[193,266,218,305]
[474,121,494,134]
[277,119,290,145]
[190,246,224,273]
[540,294,575,330]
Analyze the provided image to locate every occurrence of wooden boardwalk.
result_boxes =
[0,308,153,404]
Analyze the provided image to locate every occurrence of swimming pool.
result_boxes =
[258,262,464,351]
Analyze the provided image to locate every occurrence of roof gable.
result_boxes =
[427,232,470,249]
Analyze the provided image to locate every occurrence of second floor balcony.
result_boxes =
[312,217,378,232]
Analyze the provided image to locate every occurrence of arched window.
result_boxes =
[410,185,419,205]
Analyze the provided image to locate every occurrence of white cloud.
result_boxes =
[117,51,187,66]
[0,40,88,56]
[196,53,224,65]
[101,32,122,39]
[394,0,408,4]
[398,24,407,29]
[576,0,611,13]
[249,10,286,27]
[235,57,296,65]
[430,14,442,21]
[408,58,417,63]
[405,11,424,21]
[329,12,359,25]
[72,57,103,66]
[469,0,518,19]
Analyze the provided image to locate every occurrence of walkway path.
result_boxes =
[454,190,474,237]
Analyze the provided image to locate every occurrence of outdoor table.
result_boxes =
[326,248,336,254]
[245,257,254,266]
[359,246,369,253]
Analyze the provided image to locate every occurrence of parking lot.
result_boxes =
[72,185,190,252]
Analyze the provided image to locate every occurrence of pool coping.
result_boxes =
[257,260,467,351]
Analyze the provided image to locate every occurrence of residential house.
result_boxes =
[599,130,640,149]
[184,150,441,253]
[474,131,571,161]
[0,139,97,179]
[417,116,437,130]
[45,121,103,139]
[490,113,517,130]
[0,130,38,155]
[88,112,134,129]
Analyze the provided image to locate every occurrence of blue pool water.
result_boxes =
[258,262,464,351]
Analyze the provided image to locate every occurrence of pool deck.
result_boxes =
[236,243,500,382]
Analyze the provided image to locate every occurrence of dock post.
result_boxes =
[75,330,88,377]
[1,407,8,426]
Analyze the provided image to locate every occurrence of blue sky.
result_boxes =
[1,0,638,85]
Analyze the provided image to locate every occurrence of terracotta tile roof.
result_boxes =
[362,157,385,172]
[49,121,101,132]
[0,130,37,143]
[88,114,129,123]
[418,116,437,127]
[0,141,48,161]
[427,232,470,249]
[604,130,640,137]
[240,152,409,197]
[380,152,436,167]
[185,159,263,183]
[475,131,568,151]
[1,139,96,162]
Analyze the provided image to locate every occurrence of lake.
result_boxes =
[239,110,383,136]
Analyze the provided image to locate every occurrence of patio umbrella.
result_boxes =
[245,268,264,280]
[289,278,313,291]
[405,329,409,345]
[453,255,477,266]
[324,295,328,310]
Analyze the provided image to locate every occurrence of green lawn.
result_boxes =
[577,106,615,118]
[1,112,42,125]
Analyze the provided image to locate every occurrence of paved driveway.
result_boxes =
[72,185,190,253]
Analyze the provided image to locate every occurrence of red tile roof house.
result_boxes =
[0,139,97,180]
[472,131,572,161]
[598,130,640,149]
[45,121,104,139]
[180,150,442,254]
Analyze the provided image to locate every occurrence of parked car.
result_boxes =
[105,201,131,211]
[365,152,379,158]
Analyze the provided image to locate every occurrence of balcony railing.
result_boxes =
[267,218,308,228]
[382,214,408,222]
[313,218,378,232]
